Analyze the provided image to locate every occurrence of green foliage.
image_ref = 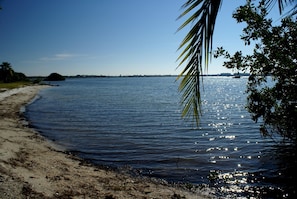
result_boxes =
[44,73,65,81]
[176,0,296,125]
[177,0,222,124]
[0,62,28,83]
[214,1,297,142]
[0,81,32,90]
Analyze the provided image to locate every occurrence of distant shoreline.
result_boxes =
[28,73,250,80]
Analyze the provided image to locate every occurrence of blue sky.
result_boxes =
[0,0,284,76]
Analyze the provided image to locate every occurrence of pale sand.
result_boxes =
[0,85,214,199]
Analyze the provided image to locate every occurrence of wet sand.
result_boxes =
[0,85,214,199]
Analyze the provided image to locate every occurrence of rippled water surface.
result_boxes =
[26,77,296,198]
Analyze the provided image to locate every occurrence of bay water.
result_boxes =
[25,77,296,198]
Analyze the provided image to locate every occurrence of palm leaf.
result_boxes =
[265,0,296,14]
[177,0,222,124]
[176,0,295,125]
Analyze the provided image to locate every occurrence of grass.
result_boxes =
[0,81,33,90]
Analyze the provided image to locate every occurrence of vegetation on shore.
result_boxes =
[0,62,33,90]
[0,81,33,90]
[0,62,29,83]
[0,62,65,90]
[44,72,65,81]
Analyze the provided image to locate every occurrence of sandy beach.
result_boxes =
[0,85,213,199]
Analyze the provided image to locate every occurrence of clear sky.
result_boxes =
[0,0,284,76]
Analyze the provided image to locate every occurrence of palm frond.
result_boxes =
[282,1,297,16]
[177,0,222,124]
[265,0,297,15]
[176,0,295,126]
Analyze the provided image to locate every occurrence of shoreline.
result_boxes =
[0,85,213,199]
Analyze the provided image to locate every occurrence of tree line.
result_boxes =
[0,62,28,83]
